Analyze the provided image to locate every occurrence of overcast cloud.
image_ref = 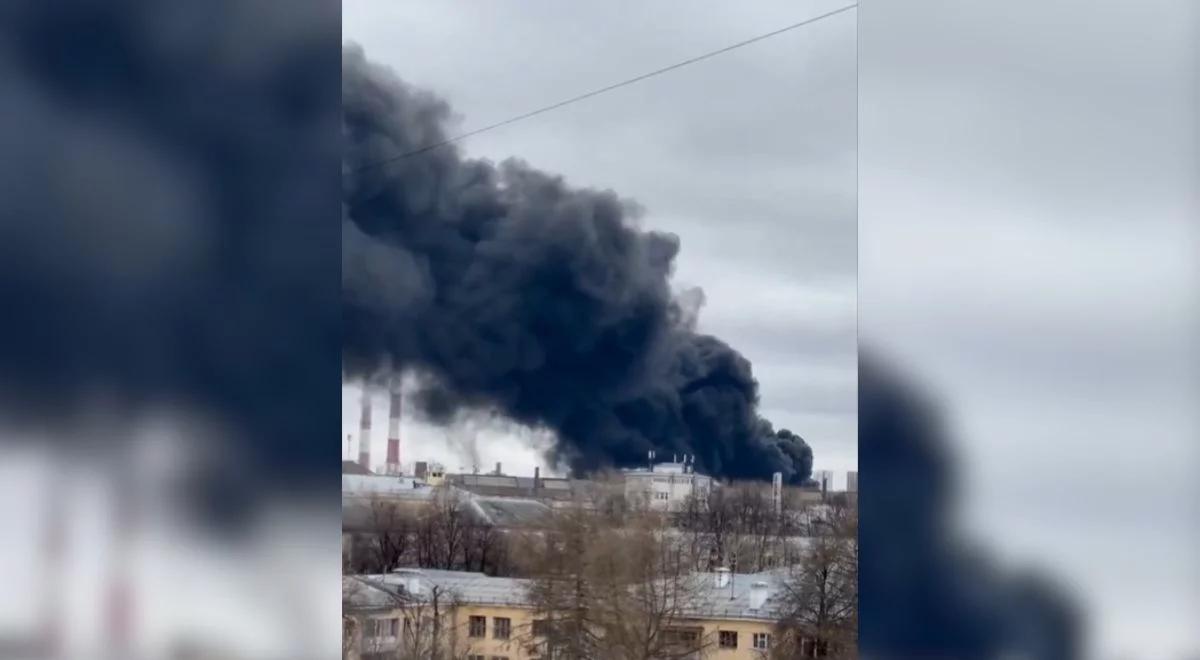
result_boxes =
[860,2,1198,658]
[341,0,858,482]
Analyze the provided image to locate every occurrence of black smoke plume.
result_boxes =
[859,350,1080,659]
[342,46,813,484]
[0,0,341,527]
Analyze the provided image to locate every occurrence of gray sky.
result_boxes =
[342,1,858,483]
[861,1,1198,658]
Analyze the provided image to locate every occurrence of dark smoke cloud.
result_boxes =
[341,46,813,484]
[859,350,1080,659]
[0,0,341,524]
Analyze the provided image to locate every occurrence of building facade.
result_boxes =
[623,461,715,512]
[344,568,795,660]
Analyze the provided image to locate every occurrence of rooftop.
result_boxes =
[345,567,790,622]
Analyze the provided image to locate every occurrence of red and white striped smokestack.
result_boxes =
[357,387,372,472]
[385,377,401,475]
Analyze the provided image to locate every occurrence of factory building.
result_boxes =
[622,456,714,512]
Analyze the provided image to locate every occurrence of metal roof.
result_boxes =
[345,568,790,622]
[468,496,553,527]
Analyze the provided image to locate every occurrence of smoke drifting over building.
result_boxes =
[0,1,341,525]
[341,46,813,484]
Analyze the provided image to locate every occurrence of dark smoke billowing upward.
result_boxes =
[0,1,341,527]
[342,46,813,484]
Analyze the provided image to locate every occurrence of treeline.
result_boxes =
[344,489,515,575]
[345,497,858,659]
[344,482,853,577]
[671,482,848,572]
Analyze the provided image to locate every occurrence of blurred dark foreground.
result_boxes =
[859,353,1081,660]
[0,1,341,658]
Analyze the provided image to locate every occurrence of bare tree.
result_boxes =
[772,506,858,659]
[343,576,475,660]
[519,506,715,660]
[366,495,414,574]
[415,488,470,569]
[673,481,813,573]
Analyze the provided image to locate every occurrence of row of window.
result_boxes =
[463,616,786,654]
[468,615,511,640]
[364,617,408,638]
[714,630,771,650]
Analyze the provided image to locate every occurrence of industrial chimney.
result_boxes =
[357,387,372,471]
[385,377,401,475]
[772,472,783,516]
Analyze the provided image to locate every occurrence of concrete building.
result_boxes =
[344,567,799,660]
[412,461,447,486]
[846,470,858,493]
[623,460,715,512]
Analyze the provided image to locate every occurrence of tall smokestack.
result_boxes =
[772,472,783,516]
[386,377,401,475]
[357,388,372,471]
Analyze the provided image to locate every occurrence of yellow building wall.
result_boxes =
[690,617,776,658]
[449,603,541,659]
[444,603,777,660]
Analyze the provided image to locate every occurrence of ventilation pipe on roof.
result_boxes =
[749,581,769,610]
[394,568,422,596]
[715,567,731,588]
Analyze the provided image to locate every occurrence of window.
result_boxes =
[799,637,829,657]
[532,619,549,637]
[655,491,669,500]
[718,630,738,649]
[388,618,399,636]
[493,617,511,640]
[753,632,771,649]
[662,628,701,648]
[468,615,487,638]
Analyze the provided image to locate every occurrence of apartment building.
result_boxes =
[344,567,799,659]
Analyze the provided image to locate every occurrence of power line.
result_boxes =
[354,3,857,172]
